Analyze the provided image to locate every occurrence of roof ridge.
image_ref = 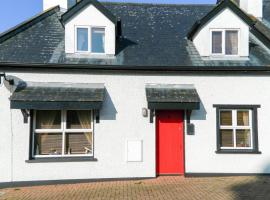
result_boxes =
[0,6,60,44]
[101,1,215,7]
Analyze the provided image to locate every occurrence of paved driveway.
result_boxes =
[1,176,270,200]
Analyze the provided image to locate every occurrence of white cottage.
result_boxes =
[1,0,270,186]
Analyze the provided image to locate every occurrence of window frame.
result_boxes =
[75,26,106,54]
[31,110,94,158]
[213,105,261,154]
[210,29,240,57]
[219,109,253,150]
[75,26,90,53]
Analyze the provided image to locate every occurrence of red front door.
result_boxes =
[156,110,184,175]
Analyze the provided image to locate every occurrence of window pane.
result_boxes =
[66,110,91,129]
[220,111,232,126]
[212,31,222,54]
[65,132,92,155]
[77,28,88,51]
[36,110,61,129]
[92,28,105,53]
[220,129,234,147]
[34,133,62,155]
[225,31,238,55]
[237,111,249,126]
[236,130,251,147]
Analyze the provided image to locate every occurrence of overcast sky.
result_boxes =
[0,0,216,33]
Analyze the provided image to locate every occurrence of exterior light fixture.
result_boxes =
[142,108,148,117]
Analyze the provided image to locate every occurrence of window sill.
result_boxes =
[26,157,98,163]
[216,149,261,154]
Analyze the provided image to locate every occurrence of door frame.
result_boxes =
[155,110,186,176]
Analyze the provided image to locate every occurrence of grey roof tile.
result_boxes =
[0,1,270,67]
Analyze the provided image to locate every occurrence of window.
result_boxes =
[76,27,89,52]
[211,30,239,56]
[32,110,93,158]
[212,31,222,54]
[214,105,260,154]
[92,28,105,53]
[75,27,105,53]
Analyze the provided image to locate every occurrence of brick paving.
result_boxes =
[1,176,270,200]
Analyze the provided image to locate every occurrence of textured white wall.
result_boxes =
[193,8,249,57]
[0,82,12,182]
[65,4,116,55]
[43,0,67,11]
[1,72,270,182]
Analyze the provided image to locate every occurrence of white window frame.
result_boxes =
[32,110,94,158]
[75,26,90,53]
[219,109,253,150]
[91,26,106,54]
[75,26,106,54]
[210,29,240,57]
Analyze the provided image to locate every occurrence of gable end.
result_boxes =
[61,0,117,24]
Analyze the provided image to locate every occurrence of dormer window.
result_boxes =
[75,26,105,54]
[76,27,89,52]
[211,29,239,56]
[92,28,105,53]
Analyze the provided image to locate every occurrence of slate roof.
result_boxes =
[0,0,270,67]
[10,82,105,109]
[146,84,200,103]
[11,82,105,102]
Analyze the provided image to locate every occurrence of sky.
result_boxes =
[0,0,216,33]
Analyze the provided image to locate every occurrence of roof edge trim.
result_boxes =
[61,0,117,24]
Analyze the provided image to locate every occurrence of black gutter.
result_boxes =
[0,63,270,73]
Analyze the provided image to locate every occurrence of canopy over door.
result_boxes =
[146,84,200,110]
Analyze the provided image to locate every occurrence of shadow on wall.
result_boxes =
[100,89,117,120]
[230,164,270,199]
[191,100,207,121]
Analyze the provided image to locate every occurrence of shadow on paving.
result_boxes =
[230,176,270,200]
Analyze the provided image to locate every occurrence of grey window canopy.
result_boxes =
[10,82,105,110]
[146,84,200,110]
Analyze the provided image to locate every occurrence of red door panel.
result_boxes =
[156,110,184,175]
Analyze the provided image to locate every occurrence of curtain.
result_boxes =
[242,112,249,126]
[36,111,58,155]
[77,111,92,154]
[102,32,105,52]
[225,31,238,55]
[212,31,222,54]
[237,111,249,126]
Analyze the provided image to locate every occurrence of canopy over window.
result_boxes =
[10,82,105,110]
[146,84,200,110]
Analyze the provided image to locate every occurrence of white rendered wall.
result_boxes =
[2,72,270,182]
[0,82,12,182]
[64,4,116,55]
[43,0,67,11]
[239,0,263,19]
[193,8,249,57]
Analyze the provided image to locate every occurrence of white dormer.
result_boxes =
[193,8,249,58]
[44,0,117,56]
[187,0,256,59]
